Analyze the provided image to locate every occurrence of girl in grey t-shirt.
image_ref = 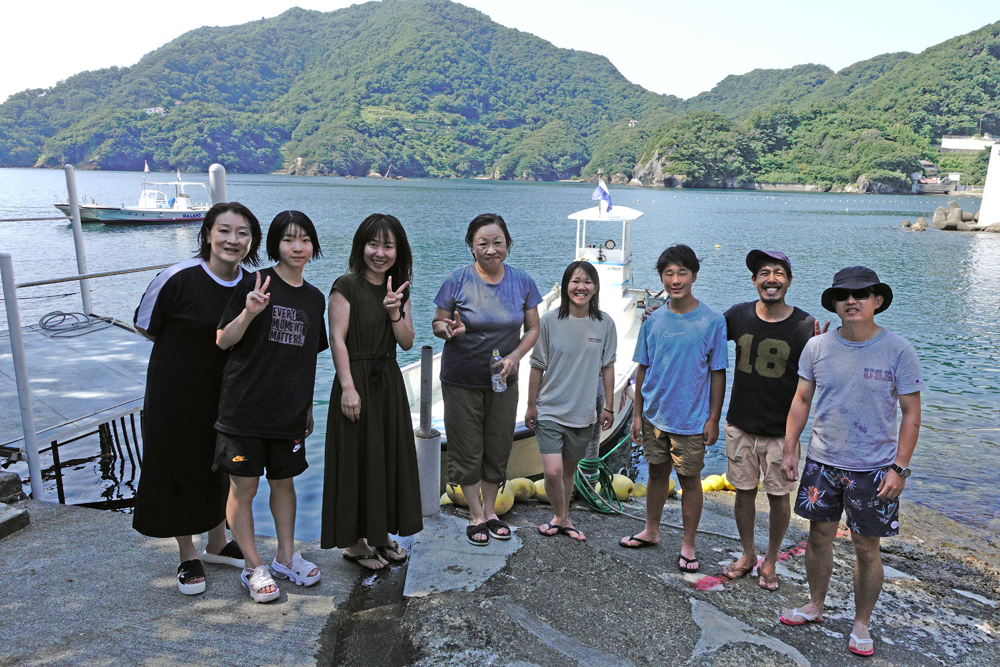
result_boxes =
[525,261,617,542]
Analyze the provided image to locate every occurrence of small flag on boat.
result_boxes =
[144,160,150,174]
[591,181,612,212]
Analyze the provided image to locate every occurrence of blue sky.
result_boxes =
[4,0,997,103]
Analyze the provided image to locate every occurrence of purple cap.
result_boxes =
[745,249,791,278]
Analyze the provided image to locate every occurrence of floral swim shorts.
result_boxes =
[793,458,900,537]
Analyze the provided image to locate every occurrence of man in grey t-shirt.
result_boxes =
[779,267,922,659]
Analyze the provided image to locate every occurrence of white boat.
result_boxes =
[54,176,211,225]
[402,185,650,487]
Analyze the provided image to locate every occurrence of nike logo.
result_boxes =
[232,455,247,462]
[661,332,684,338]
[292,441,302,453]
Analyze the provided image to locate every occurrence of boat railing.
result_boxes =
[1,163,230,500]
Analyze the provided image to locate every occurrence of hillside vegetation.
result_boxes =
[1,0,997,190]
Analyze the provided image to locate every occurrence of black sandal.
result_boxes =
[466,523,490,546]
[177,559,206,595]
[486,518,511,540]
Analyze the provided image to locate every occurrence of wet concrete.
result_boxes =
[400,492,1000,666]
[320,537,415,667]
[2,490,997,666]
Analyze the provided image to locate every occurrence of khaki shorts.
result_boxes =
[724,422,798,495]
[641,415,705,477]
[443,383,519,485]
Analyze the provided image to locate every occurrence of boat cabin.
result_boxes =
[567,197,643,339]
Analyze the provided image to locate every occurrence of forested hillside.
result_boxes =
[1,0,997,190]
[0,0,677,178]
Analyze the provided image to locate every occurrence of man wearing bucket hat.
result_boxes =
[779,266,922,659]
[720,250,827,592]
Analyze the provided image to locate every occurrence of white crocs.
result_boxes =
[240,565,280,603]
[270,551,321,587]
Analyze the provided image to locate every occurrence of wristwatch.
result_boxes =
[889,463,911,479]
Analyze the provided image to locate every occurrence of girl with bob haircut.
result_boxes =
[215,210,328,602]
[322,213,423,569]
[525,260,617,542]
[133,202,263,595]
[433,213,542,546]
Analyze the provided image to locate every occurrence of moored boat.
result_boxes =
[54,172,211,225]
[402,183,650,488]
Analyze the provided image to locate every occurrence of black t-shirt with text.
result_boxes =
[215,267,329,439]
[724,301,816,437]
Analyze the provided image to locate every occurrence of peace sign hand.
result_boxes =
[443,310,466,339]
[383,276,410,318]
[246,271,271,317]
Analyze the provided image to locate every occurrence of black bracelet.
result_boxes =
[389,313,403,322]
[603,407,613,413]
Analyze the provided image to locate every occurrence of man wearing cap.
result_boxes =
[779,267,922,659]
[720,250,826,592]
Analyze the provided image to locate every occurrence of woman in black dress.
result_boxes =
[133,202,262,595]
[321,214,423,570]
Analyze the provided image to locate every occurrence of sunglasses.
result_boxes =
[832,288,872,301]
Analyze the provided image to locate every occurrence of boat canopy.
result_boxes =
[567,205,643,223]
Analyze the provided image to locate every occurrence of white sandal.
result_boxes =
[240,565,280,603]
[270,551,321,587]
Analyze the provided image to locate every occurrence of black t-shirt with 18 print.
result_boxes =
[216,267,329,439]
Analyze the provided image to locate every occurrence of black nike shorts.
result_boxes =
[213,433,308,480]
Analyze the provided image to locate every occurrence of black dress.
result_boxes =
[321,273,423,549]
[132,259,243,537]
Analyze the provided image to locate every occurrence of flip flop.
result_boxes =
[486,518,511,540]
[779,607,824,626]
[721,560,755,580]
[849,633,875,657]
[558,525,586,542]
[375,540,408,563]
[539,522,562,536]
[342,552,387,570]
[467,522,490,546]
[758,569,779,591]
[678,553,699,573]
[619,534,657,549]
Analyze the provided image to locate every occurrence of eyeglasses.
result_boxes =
[832,288,872,301]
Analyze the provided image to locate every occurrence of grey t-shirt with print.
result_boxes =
[798,327,923,471]
[530,309,617,427]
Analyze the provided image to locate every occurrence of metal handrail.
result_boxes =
[17,264,173,289]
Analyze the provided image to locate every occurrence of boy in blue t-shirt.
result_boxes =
[618,245,728,574]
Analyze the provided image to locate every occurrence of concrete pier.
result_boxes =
[1,490,997,666]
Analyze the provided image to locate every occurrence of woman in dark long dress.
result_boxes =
[133,203,262,595]
[321,214,423,570]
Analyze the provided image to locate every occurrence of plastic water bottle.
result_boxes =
[490,349,506,392]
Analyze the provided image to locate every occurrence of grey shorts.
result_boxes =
[535,420,591,461]
[443,383,519,485]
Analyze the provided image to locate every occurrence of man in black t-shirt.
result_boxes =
[720,250,827,592]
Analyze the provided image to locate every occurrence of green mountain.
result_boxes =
[0,1,997,189]
[0,0,678,178]
[628,22,1000,189]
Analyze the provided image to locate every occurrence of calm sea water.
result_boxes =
[1,169,997,541]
